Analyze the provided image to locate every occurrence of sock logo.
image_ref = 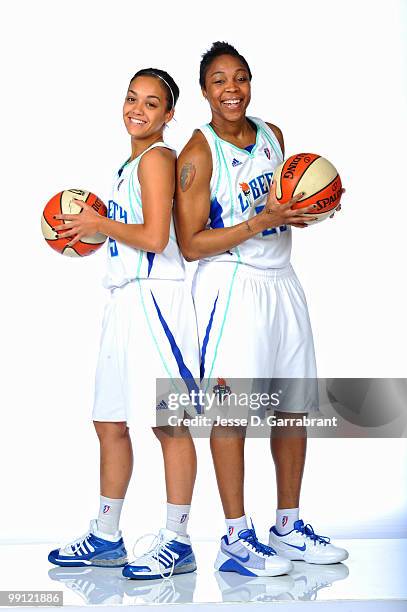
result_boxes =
[180,513,188,524]
[103,505,111,514]
[282,515,288,527]
[228,526,234,536]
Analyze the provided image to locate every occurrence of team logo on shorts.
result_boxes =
[239,182,254,208]
[264,147,271,160]
[282,515,288,527]
[213,378,231,403]
[228,526,234,536]
[103,505,111,514]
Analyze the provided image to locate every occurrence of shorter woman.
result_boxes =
[48,68,199,580]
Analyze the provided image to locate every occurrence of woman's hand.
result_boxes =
[329,187,346,218]
[254,181,318,232]
[53,199,106,247]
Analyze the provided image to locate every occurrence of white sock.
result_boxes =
[226,515,248,543]
[97,496,124,535]
[276,508,299,535]
[166,503,191,536]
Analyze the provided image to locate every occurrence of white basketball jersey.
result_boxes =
[103,142,185,289]
[199,117,291,269]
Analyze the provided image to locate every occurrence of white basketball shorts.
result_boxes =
[192,262,318,414]
[92,279,200,428]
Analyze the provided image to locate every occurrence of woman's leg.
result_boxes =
[153,425,196,504]
[94,421,133,533]
[153,425,196,535]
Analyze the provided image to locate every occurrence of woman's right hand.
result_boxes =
[255,181,318,231]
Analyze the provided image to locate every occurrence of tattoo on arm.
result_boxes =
[180,162,196,192]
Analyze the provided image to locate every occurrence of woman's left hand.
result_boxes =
[53,199,105,246]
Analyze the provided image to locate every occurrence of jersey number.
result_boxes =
[108,200,128,257]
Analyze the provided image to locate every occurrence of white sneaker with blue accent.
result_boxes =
[48,519,128,567]
[214,525,293,577]
[122,528,197,580]
[269,519,349,564]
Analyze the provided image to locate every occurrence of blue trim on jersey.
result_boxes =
[244,143,256,153]
[209,196,225,228]
[150,291,201,409]
[146,252,155,277]
[200,293,219,381]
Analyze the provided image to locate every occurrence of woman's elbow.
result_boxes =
[179,244,200,262]
[151,238,169,254]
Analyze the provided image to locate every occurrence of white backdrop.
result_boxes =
[0,0,406,544]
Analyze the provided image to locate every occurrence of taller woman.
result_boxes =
[48,68,199,580]
[175,42,348,577]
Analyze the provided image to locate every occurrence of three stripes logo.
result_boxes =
[232,158,242,167]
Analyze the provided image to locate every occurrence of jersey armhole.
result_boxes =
[198,125,222,200]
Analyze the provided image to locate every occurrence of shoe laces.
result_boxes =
[296,522,331,546]
[240,521,276,557]
[132,530,176,579]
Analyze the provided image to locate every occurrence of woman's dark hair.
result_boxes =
[199,41,252,88]
[129,68,179,111]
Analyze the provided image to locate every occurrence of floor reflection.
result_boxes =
[215,562,349,602]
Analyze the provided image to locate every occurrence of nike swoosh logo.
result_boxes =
[227,550,250,563]
[285,543,306,551]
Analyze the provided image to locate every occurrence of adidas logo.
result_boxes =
[156,400,168,410]
[232,158,242,167]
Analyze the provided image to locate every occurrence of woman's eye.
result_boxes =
[127,97,135,102]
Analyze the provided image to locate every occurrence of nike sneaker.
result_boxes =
[214,525,293,577]
[269,519,349,564]
[48,519,128,567]
[122,528,197,580]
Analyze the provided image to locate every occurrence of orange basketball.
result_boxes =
[273,153,342,224]
[41,189,107,256]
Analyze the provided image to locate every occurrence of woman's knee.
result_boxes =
[93,421,129,442]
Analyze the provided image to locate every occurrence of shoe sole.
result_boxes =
[123,562,197,580]
[48,555,128,568]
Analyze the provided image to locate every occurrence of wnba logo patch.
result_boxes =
[282,515,288,527]
[228,526,234,536]
[264,148,271,160]
[103,505,111,514]
[180,514,188,524]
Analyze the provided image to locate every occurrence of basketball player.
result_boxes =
[48,69,199,579]
[175,42,348,576]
